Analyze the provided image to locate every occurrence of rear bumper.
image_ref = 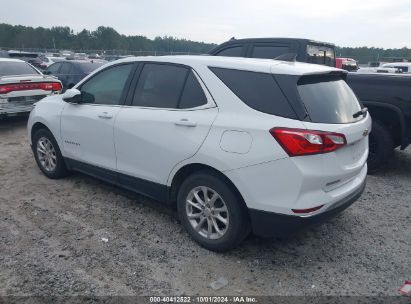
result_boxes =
[0,101,36,116]
[249,179,366,238]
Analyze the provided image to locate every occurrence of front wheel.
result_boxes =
[32,128,69,179]
[177,171,250,252]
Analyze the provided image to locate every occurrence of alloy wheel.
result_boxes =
[37,137,57,172]
[185,186,230,240]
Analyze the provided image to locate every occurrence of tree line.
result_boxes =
[1,23,410,63]
[0,23,216,54]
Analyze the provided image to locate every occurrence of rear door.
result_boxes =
[114,62,218,191]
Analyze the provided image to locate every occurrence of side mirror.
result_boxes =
[43,70,51,75]
[62,88,81,103]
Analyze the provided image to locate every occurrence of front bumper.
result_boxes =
[249,179,366,238]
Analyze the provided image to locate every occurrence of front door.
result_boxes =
[60,63,135,174]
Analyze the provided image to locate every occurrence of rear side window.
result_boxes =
[251,45,289,59]
[215,46,243,57]
[132,63,188,108]
[59,63,72,74]
[47,63,61,74]
[179,71,207,109]
[0,61,39,76]
[210,67,296,119]
[132,64,207,109]
[298,75,362,124]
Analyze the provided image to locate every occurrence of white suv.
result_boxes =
[28,56,371,251]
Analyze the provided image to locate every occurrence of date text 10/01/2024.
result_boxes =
[149,296,258,303]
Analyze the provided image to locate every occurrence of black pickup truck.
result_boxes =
[347,73,411,172]
[209,38,411,172]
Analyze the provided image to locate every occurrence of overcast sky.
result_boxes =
[2,0,410,48]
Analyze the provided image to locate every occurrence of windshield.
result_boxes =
[298,75,363,124]
[77,62,104,74]
[306,45,335,67]
[0,61,40,77]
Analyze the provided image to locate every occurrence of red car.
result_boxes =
[336,57,358,71]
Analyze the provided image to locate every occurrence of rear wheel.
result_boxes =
[177,171,250,252]
[367,120,394,173]
[33,128,69,179]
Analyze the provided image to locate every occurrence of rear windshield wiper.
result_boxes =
[353,107,368,118]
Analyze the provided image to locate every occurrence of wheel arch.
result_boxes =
[31,122,53,144]
[363,101,408,149]
[169,163,249,213]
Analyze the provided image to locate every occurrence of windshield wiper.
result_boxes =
[353,107,368,118]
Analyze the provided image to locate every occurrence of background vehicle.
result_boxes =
[209,38,411,172]
[380,62,411,73]
[209,38,336,67]
[336,57,358,71]
[347,73,411,172]
[0,50,48,70]
[28,56,369,251]
[42,56,66,68]
[44,60,105,90]
[0,58,62,117]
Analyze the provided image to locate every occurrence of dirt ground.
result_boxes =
[0,117,410,297]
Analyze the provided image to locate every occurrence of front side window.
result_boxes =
[216,46,243,57]
[0,61,40,76]
[80,64,133,105]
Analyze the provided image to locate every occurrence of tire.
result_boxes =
[177,171,250,252]
[367,120,394,174]
[32,128,69,179]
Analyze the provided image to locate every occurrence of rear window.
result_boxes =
[0,61,39,76]
[210,67,297,119]
[298,75,363,124]
[306,45,335,67]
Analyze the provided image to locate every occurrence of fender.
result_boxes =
[362,100,409,150]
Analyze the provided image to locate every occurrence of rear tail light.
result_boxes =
[0,82,62,94]
[270,127,346,156]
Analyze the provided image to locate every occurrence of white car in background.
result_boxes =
[27,56,370,251]
[0,58,62,117]
[42,56,66,68]
[380,62,411,73]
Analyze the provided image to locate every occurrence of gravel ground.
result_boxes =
[0,117,410,297]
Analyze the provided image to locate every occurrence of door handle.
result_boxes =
[174,118,197,127]
[98,112,113,119]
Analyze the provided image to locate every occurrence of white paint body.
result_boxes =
[28,55,370,217]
